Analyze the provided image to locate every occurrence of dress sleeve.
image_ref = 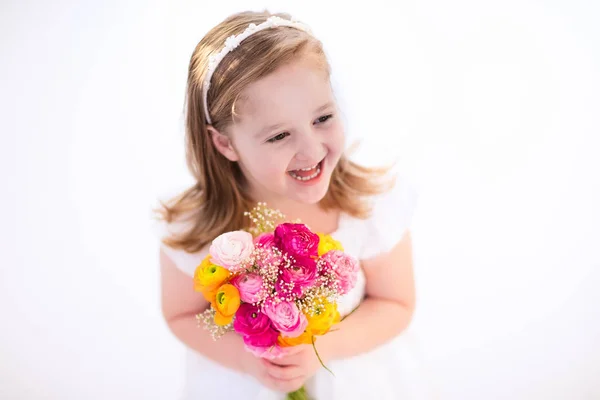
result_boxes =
[360,176,419,260]
[154,216,207,277]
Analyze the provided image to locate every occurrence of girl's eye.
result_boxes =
[315,114,333,124]
[266,132,290,143]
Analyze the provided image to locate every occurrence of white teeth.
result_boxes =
[298,164,319,171]
[288,160,324,181]
[289,167,321,181]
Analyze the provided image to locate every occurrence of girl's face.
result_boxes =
[213,57,345,207]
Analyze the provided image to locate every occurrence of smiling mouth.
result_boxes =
[288,159,323,181]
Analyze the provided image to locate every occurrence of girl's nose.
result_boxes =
[294,136,325,164]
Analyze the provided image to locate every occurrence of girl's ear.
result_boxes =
[207,126,239,162]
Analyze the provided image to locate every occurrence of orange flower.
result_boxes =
[201,288,217,307]
[278,330,313,347]
[213,284,241,326]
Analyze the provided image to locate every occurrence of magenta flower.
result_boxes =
[233,304,278,348]
[274,223,319,259]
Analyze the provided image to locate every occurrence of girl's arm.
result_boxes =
[161,249,318,393]
[160,249,248,372]
[320,231,416,360]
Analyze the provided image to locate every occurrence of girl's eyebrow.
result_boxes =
[314,101,334,114]
[254,101,335,139]
[255,123,285,139]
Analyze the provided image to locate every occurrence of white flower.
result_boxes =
[209,230,254,272]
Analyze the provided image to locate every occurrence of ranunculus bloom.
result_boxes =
[254,232,276,248]
[277,256,318,296]
[233,303,279,348]
[254,233,283,268]
[278,330,313,347]
[262,300,308,338]
[316,233,344,256]
[320,250,360,295]
[193,254,230,292]
[209,231,254,272]
[230,273,265,304]
[213,284,241,326]
[254,245,284,271]
[274,223,319,259]
[306,298,341,336]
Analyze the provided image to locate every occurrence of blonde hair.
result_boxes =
[157,10,394,253]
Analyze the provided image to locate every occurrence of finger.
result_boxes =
[268,347,313,367]
[273,344,313,361]
[266,363,304,382]
[278,345,305,356]
[267,376,305,394]
[280,378,306,394]
[261,358,295,374]
[267,355,299,366]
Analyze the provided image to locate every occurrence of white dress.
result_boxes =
[159,178,435,400]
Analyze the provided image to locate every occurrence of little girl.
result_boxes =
[157,10,428,400]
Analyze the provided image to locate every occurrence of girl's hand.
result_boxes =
[263,344,329,390]
[239,347,306,393]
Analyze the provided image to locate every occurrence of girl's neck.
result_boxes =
[272,200,341,235]
[244,187,341,234]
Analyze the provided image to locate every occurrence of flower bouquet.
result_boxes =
[193,204,359,399]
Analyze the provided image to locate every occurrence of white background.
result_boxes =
[1,0,599,399]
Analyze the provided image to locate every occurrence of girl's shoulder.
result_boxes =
[155,176,418,273]
[339,175,419,260]
[154,211,208,277]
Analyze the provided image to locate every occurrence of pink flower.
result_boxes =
[262,300,308,338]
[277,256,318,296]
[274,223,319,259]
[253,232,284,270]
[254,232,275,248]
[230,273,265,304]
[321,250,360,295]
[209,231,254,272]
[245,343,286,360]
[233,303,278,348]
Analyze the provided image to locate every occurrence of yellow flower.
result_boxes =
[193,255,230,293]
[317,233,344,256]
[307,298,341,336]
[213,284,241,326]
[277,300,342,347]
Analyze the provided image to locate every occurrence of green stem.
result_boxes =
[286,385,310,400]
[340,304,360,322]
[311,335,334,376]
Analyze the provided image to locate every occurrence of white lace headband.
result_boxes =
[202,16,313,124]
